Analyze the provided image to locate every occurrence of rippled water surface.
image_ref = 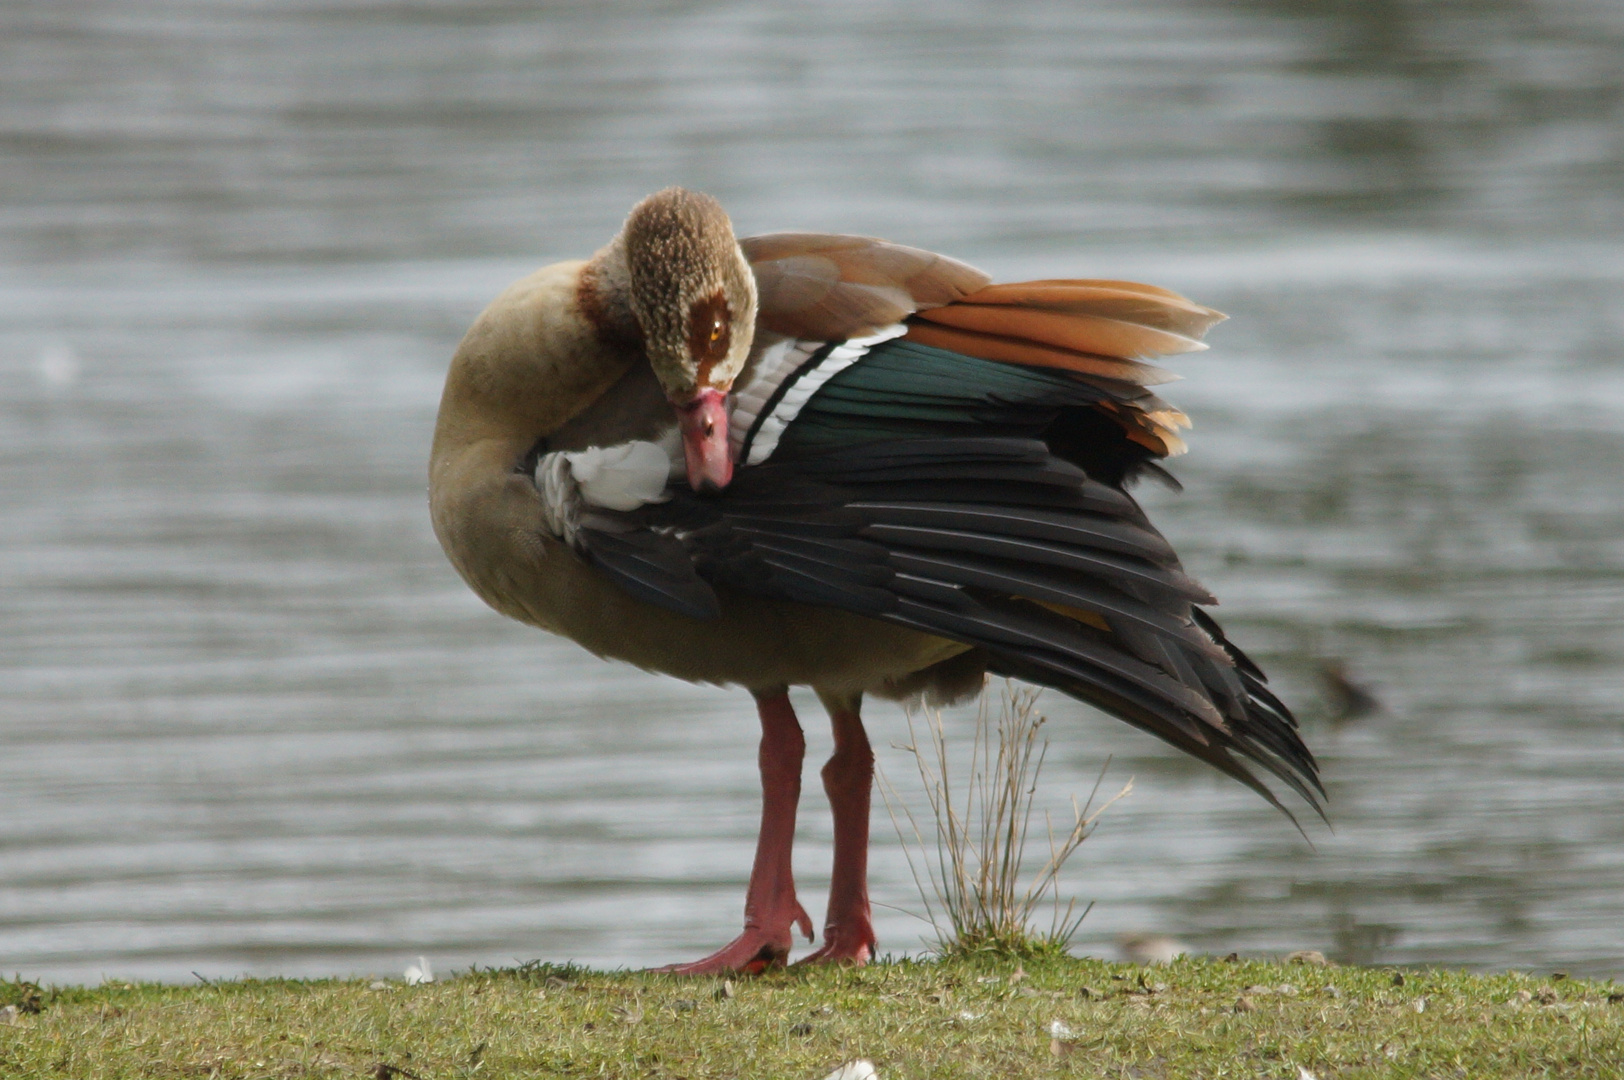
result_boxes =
[3,0,1623,983]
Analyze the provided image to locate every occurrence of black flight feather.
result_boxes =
[577,527,721,621]
[558,329,1319,815]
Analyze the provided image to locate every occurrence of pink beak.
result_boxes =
[675,387,733,491]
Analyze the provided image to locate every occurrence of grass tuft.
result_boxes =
[885,683,1130,960]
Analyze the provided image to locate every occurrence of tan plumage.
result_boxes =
[429,262,967,698]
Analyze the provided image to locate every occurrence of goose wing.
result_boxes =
[569,303,1320,815]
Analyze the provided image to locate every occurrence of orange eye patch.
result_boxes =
[687,290,732,383]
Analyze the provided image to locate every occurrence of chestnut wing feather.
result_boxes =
[741,232,991,341]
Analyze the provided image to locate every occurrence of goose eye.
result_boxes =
[687,290,733,374]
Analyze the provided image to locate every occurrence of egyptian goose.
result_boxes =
[429,188,1320,973]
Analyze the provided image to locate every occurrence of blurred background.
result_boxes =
[3,0,1622,984]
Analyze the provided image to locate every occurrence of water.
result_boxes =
[3,0,1622,984]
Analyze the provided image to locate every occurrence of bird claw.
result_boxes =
[794,922,876,968]
[654,901,815,975]
[653,930,794,976]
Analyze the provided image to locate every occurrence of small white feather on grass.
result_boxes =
[819,1061,878,1080]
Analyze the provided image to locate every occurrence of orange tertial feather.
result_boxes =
[902,278,1218,457]
[901,321,1177,386]
[912,302,1209,361]
[957,280,1225,337]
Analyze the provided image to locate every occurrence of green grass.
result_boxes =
[4,955,1621,1079]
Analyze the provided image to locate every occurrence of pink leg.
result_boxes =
[656,689,813,975]
[798,693,877,966]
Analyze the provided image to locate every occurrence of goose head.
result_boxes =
[618,187,757,491]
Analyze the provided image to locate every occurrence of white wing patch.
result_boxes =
[730,324,908,467]
[539,324,906,543]
[728,337,817,459]
[567,441,673,510]
[537,439,675,545]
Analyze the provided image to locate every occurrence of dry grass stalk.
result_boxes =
[883,682,1131,957]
